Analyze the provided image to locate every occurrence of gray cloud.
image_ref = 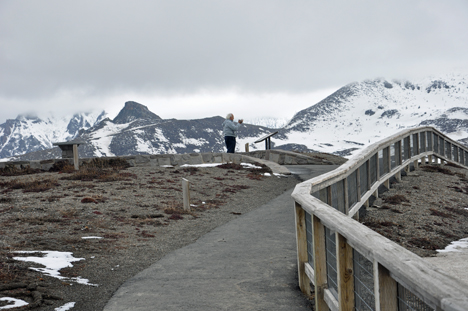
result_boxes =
[1,0,468,121]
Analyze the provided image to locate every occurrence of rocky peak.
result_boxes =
[113,101,162,124]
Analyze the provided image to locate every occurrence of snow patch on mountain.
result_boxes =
[278,73,468,157]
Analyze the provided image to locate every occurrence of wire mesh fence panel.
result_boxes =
[420,132,426,152]
[379,149,385,176]
[312,191,319,199]
[439,137,445,157]
[360,162,368,197]
[347,171,358,209]
[453,145,459,163]
[397,283,434,311]
[401,139,406,162]
[404,136,411,161]
[331,183,338,211]
[331,180,346,213]
[446,141,452,160]
[433,134,439,155]
[370,154,378,186]
[413,133,419,155]
[427,131,433,151]
[390,144,396,170]
[305,211,314,267]
[319,188,328,204]
[395,141,402,166]
[325,226,338,299]
[353,249,375,311]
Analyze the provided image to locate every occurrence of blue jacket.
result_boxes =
[222,119,240,137]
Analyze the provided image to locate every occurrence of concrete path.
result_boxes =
[104,165,337,311]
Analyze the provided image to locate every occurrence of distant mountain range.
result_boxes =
[2,73,468,161]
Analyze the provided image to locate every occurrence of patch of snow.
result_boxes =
[437,238,468,253]
[241,163,262,169]
[181,163,225,168]
[81,236,103,239]
[12,251,98,286]
[0,297,29,310]
[54,302,76,311]
[89,121,130,157]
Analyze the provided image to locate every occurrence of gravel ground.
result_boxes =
[0,160,300,310]
[2,157,466,310]
[361,162,468,257]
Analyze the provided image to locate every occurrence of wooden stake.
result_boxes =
[73,144,79,171]
[182,178,190,211]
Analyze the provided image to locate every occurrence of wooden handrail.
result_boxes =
[292,126,468,311]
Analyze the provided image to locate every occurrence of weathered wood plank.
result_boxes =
[337,233,354,311]
[324,288,339,311]
[377,263,397,311]
[295,202,311,295]
[293,192,468,310]
[313,215,328,311]
[182,178,190,211]
[73,144,79,171]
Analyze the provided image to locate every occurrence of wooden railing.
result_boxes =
[292,126,468,311]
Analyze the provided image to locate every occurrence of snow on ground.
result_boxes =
[12,251,98,286]
[180,162,264,169]
[0,297,29,310]
[54,302,76,311]
[437,238,468,253]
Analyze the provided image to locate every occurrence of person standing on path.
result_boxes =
[222,113,243,153]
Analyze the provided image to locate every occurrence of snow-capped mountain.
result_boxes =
[2,74,468,161]
[243,117,289,129]
[279,73,468,156]
[0,111,107,159]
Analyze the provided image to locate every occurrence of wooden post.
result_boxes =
[245,143,249,152]
[295,202,311,296]
[182,178,190,211]
[73,144,79,171]
[313,215,328,311]
[337,234,354,310]
[396,170,402,182]
[385,146,391,175]
[376,263,397,311]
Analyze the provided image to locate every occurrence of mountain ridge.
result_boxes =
[2,74,468,161]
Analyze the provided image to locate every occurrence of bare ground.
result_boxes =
[0,160,300,310]
[361,162,468,257]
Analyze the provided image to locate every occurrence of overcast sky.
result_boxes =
[1,0,468,123]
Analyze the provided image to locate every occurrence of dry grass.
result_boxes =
[383,194,410,205]
[420,165,455,175]
[0,178,59,193]
[0,165,42,176]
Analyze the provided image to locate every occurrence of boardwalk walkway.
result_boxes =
[103,165,339,311]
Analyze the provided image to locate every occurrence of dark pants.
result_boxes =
[225,136,236,153]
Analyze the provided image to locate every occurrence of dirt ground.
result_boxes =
[0,159,300,310]
[2,157,467,310]
[361,162,468,257]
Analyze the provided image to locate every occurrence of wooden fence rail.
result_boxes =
[292,126,468,311]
